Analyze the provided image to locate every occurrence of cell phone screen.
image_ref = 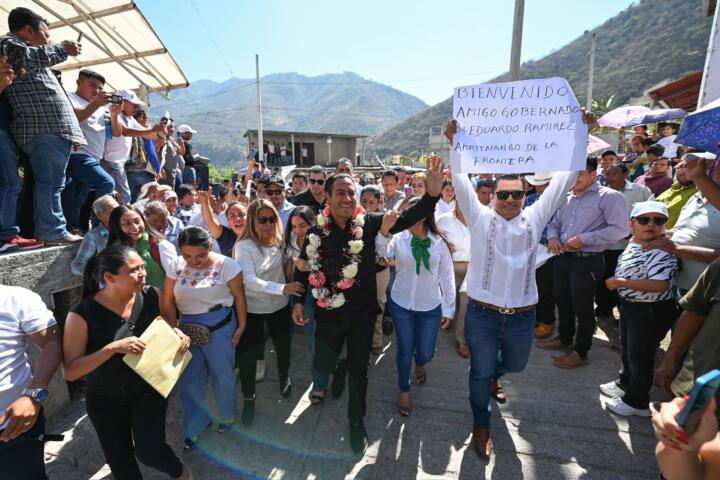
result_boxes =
[678,369,720,435]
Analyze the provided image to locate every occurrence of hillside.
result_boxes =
[371,0,713,156]
[148,72,427,167]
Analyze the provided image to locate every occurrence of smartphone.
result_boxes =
[210,183,220,198]
[678,369,720,434]
[108,94,123,104]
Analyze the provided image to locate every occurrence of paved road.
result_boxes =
[44,324,663,479]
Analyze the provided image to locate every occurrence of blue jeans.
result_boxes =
[101,160,130,204]
[465,302,535,427]
[127,170,156,204]
[21,134,72,240]
[62,153,115,229]
[182,166,196,187]
[389,299,441,392]
[179,308,237,439]
[302,296,329,391]
[0,129,20,239]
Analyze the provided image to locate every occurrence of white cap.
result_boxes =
[683,151,717,161]
[630,201,669,219]
[177,124,197,134]
[115,89,145,106]
[525,172,554,186]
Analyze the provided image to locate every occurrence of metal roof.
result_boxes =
[1,0,188,97]
[243,129,367,139]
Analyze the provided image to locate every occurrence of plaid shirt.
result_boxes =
[1,33,85,146]
[70,225,109,276]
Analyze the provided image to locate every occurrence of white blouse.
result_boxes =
[435,199,456,218]
[234,239,287,314]
[167,254,242,314]
[436,213,470,262]
[383,230,455,318]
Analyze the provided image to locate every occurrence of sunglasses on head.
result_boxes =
[265,189,284,196]
[309,179,325,185]
[257,215,277,225]
[495,190,525,201]
[634,216,667,226]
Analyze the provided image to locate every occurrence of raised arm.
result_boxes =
[4,38,69,69]
[198,191,224,239]
[384,155,443,235]
[528,170,578,227]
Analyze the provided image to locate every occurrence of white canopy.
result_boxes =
[0,0,188,99]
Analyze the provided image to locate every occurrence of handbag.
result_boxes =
[180,308,232,346]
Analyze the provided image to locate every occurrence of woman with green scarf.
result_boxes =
[383,196,455,417]
[107,205,177,289]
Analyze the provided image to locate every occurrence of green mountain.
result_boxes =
[370,0,714,156]
[149,72,427,167]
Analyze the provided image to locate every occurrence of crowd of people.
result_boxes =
[2,6,720,480]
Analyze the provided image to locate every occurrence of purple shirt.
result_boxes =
[547,183,629,252]
[634,172,673,197]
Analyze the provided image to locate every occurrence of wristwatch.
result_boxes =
[21,388,49,403]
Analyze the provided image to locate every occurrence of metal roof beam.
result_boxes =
[47,2,136,28]
[53,47,167,71]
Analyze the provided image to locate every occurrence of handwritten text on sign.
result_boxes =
[450,77,587,173]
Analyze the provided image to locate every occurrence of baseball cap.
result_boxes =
[264,175,285,187]
[525,172,553,186]
[163,190,178,201]
[116,89,145,106]
[683,151,717,161]
[177,124,197,134]
[630,201,669,219]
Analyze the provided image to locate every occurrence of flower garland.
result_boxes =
[306,205,366,309]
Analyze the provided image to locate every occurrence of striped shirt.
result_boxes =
[614,243,677,302]
[1,34,85,146]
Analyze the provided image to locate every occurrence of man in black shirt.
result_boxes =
[293,157,444,454]
[291,165,327,214]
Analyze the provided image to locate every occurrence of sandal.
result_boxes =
[397,403,411,417]
[309,390,326,405]
[416,369,427,385]
[218,422,233,433]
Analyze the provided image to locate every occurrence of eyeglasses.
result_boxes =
[634,216,667,226]
[257,216,277,225]
[495,190,525,201]
[309,179,325,185]
[265,189,284,196]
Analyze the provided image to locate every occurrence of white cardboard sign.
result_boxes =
[450,77,587,173]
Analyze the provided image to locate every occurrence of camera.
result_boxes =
[108,94,123,104]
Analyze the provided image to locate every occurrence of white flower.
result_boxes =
[308,258,319,269]
[355,214,365,227]
[317,215,327,227]
[308,233,321,246]
[342,263,359,279]
[312,288,327,299]
[330,293,346,308]
[306,244,318,256]
[348,240,364,254]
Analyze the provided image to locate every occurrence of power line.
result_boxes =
[189,0,234,77]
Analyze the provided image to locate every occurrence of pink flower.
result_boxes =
[316,297,330,309]
[322,206,332,217]
[337,278,355,290]
[308,272,326,288]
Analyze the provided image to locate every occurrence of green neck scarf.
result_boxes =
[132,233,165,289]
[411,236,431,275]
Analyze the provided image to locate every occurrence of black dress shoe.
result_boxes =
[242,396,255,428]
[332,358,348,398]
[382,319,394,336]
[349,421,368,455]
[280,375,292,398]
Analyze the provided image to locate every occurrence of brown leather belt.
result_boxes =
[469,298,535,315]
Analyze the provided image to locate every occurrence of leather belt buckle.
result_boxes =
[499,306,515,315]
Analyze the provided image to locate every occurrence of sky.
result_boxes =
[137,0,636,106]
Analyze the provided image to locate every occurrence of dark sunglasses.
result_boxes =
[309,179,325,185]
[265,189,284,196]
[257,216,277,225]
[495,190,525,201]
[634,216,667,226]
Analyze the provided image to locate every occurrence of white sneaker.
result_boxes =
[605,397,651,417]
[255,360,266,382]
[599,380,625,398]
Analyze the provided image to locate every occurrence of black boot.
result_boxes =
[242,396,255,428]
[280,375,292,398]
[349,421,368,455]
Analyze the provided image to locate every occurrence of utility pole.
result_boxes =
[255,54,264,166]
[509,0,525,81]
[586,32,597,111]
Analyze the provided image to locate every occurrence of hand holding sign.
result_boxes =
[450,77,588,174]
